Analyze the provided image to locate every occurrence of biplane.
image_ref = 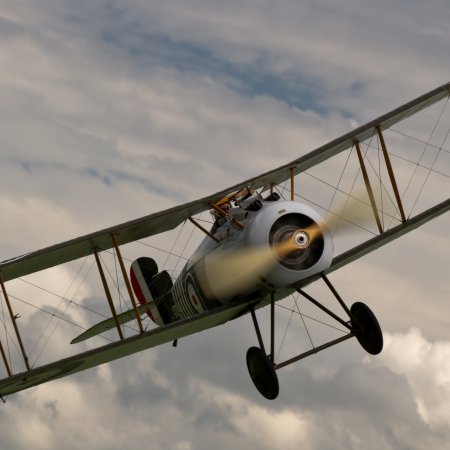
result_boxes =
[0,83,449,400]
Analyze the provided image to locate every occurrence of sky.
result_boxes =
[0,1,449,449]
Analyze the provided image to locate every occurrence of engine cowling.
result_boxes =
[244,200,333,287]
[200,200,333,302]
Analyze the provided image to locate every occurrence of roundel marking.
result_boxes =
[185,273,205,314]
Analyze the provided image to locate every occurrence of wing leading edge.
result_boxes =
[1,82,449,282]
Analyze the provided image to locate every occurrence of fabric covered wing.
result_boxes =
[0,201,447,396]
[0,301,253,397]
[1,82,449,283]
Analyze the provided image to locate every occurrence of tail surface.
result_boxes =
[130,257,173,325]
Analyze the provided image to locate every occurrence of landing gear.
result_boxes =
[246,347,279,400]
[351,302,383,355]
[246,275,383,399]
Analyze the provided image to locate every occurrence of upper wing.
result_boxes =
[1,82,449,282]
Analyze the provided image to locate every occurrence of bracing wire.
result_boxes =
[325,145,354,224]
[293,293,315,350]
[31,259,97,367]
[409,119,450,218]
[275,293,349,361]
[331,131,377,238]
[18,275,108,320]
[277,303,295,361]
[170,213,198,277]
[289,178,378,237]
[359,141,401,221]
[29,255,90,358]
[277,303,347,333]
[386,150,449,179]
[401,96,450,203]
[390,128,450,156]
[9,293,87,332]
[162,220,187,271]
[135,241,190,262]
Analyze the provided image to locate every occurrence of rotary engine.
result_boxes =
[199,199,334,302]
[244,200,333,286]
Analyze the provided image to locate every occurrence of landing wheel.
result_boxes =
[246,347,279,400]
[351,302,383,355]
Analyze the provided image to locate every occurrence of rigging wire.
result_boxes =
[276,301,295,361]
[386,151,449,179]
[330,132,376,238]
[293,293,315,351]
[31,259,96,367]
[325,145,354,225]
[135,241,190,261]
[162,220,187,271]
[293,166,383,237]
[18,275,107,320]
[8,293,87,332]
[275,178,289,200]
[112,246,125,337]
[359,140,401,221]
[10,233,194,354]
[99,253,141,336]
[401,96,450,203]
[169,213,198,277]
[409,118,450,218]
[29,255,90,359]
[390,128,450,155]
[275,292,349,363]
[292,187,377,237]
[276,303,347,333]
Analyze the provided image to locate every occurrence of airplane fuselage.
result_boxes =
[132,197,334,326]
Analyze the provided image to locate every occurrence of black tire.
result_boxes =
[351,302,383,355]
[246,347,279,400]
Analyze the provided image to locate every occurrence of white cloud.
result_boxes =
[0,196,80,256]
[370,327,450,427]
[0,1,449,450]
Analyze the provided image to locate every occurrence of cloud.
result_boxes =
[371,327,450,428]
[0,1,449,450]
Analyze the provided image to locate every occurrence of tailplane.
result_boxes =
[71,257,174,344]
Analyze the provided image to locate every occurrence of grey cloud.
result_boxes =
[0,1,449,450]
